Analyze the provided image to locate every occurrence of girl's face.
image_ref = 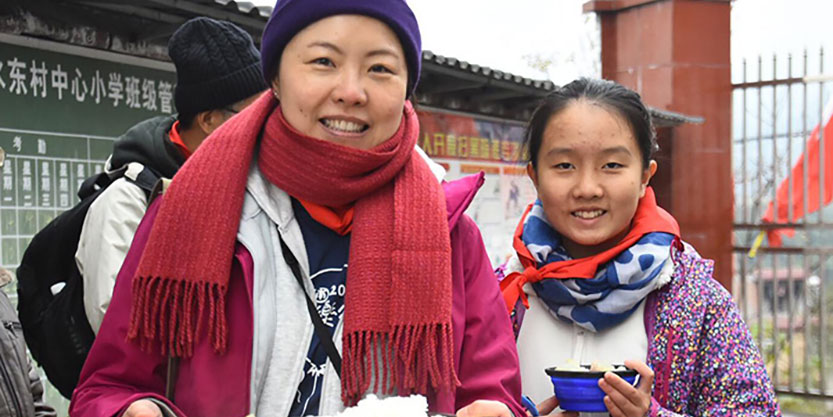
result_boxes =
[528,100,657,259]
[272,14,408,150]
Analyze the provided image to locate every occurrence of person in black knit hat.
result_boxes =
[75,16,266,336]
[169,16,266,133]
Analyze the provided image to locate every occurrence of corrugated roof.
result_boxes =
[420,51,701,126]
[423,51,556,91]
[210,0,272,19]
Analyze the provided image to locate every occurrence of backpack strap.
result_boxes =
[78,163,161,202]
[77,167,125,200]
[121,163,161,200]
[149,178,172,204]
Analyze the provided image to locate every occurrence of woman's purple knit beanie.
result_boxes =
[260,0,422,95]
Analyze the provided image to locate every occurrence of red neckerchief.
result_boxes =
[167,120,192,159]
[500,187,681,311]
[297,200,354,235]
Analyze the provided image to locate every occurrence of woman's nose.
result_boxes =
[332,70,368,106]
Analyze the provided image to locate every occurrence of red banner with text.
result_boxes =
[416,109,525,163]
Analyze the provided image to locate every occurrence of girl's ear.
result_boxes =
[527,162,538,188]
[640,160,658,198]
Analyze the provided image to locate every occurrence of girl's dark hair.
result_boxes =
[524,78,657,169]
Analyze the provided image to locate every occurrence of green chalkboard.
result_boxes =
[0,34,175,270]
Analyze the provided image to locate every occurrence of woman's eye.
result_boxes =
[311,57,334,67]
[370,64,393,74]
[603,162,624,169]
[553,163,573,170]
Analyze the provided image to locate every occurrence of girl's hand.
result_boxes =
[536,396,578,417]
[598,359,654,417]
[123,399,163,417]
[456,400,513,417]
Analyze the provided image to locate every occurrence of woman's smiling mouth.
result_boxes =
[320,118,369,134]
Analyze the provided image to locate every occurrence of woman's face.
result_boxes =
[272,15,408,150]
[528,100,657,259]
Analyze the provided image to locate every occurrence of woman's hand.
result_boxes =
[598,359,654,417]
[123,399,163,417]
[536,396,578,417]
[456,400,513,417]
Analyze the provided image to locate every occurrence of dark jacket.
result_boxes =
[0,272,57,417]
[108,115,184,178]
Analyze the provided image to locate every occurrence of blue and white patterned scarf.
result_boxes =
[523,200,675,332]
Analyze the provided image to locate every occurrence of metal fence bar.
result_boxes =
[810,48,827,389]
[819,256,826,393]
[733,129,816,145]
[785,54,794,391]
[743,59,749,224]
[741,254,748,323]
[787,54,794,223]
[735,246,833,254]
[758,56,764,220]
[757,252,764,360]
[772,254,780,387]
[803,50,810,229]
[787,252,794,391]
[774,388,833,400]
[804,251,811,392]
[734,77,805,89]
[818,48,825,224]
[734,222,833,230]
[772,55,778,225]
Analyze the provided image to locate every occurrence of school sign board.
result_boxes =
[0,34,176,271]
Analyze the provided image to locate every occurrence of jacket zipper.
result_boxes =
[1,321,24,417]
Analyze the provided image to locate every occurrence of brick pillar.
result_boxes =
[584,0,733,290]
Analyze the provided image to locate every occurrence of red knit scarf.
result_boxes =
[127,92,458,404]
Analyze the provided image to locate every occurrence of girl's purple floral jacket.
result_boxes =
[503,248,781,416]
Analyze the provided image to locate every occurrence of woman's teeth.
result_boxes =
[322,119,366,133]
[573,210,604,219]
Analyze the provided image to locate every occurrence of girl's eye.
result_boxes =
[603,162,624,169]
[553,162,573,170]
[311,57,334,67]
[370,64,393,74]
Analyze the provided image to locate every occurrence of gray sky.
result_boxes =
[249,0,833,83]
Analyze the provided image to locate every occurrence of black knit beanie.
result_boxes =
[169,17,266,120]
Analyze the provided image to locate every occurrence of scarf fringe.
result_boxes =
[127,276,228,357]
[341,323,460,406]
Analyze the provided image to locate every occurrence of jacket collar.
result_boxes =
[443,172,485,229]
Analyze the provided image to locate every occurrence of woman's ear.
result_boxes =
[270,79,280,101]
[640,160,658,197]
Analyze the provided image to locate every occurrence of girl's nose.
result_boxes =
[571,170,604,200]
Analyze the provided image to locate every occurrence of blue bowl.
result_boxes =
[545,366,637,413]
